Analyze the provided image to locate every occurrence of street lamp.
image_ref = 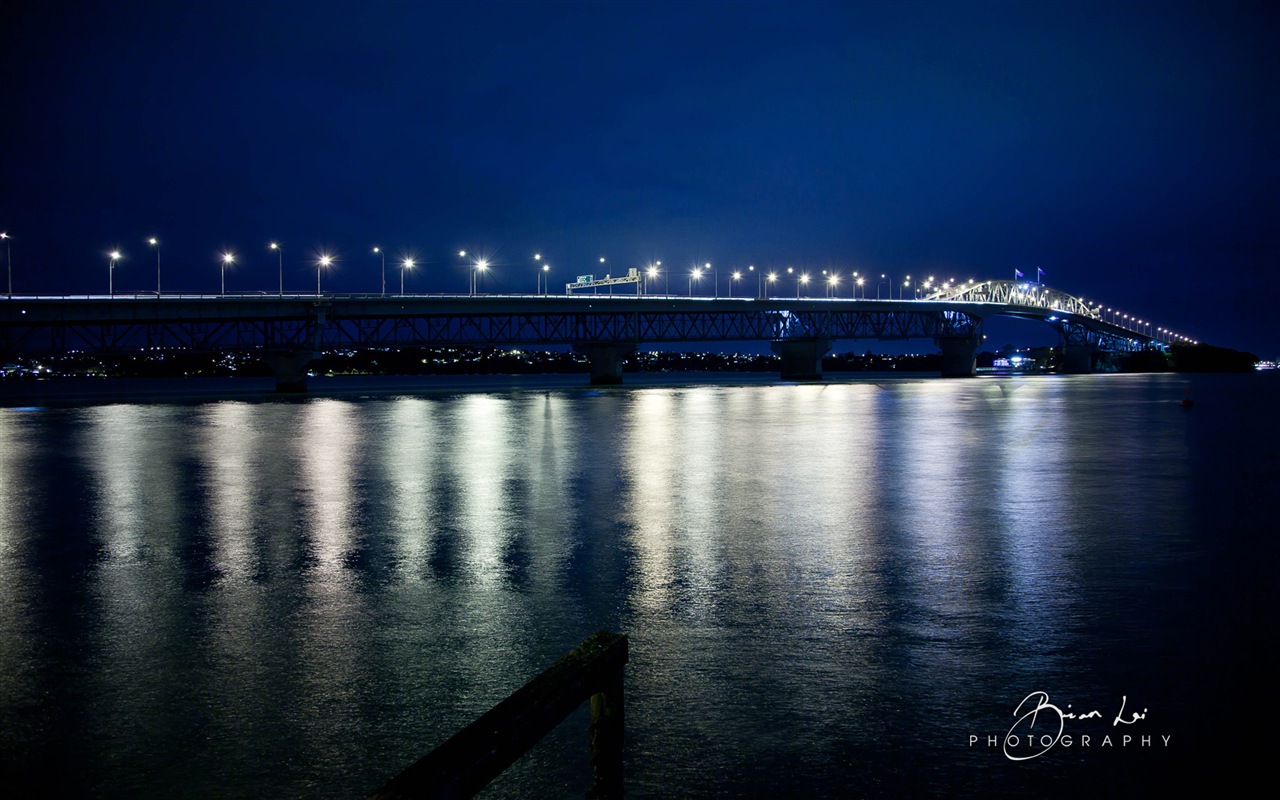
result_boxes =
[730,270,742,297]
[472,258,489,295]
[270,242,283,295]
[1,232,11,298]
[373,246,386,296]
[149,237,160,296]
[705,263,718,297]
[400,258,414,294]
[856,276,865,298]
[317,254,333,296]
[689,266,702,296]
[108,250,122,296]
[798,272,809,298]
[534,253,543,294]
[220,252,235,295]
[766,271,777,298]
[539,263,551,295]
[645,264,661,295]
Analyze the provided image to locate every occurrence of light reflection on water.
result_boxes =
[0,373,1270,798]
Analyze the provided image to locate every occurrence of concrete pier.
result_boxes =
[263,350,319,392]
[574,342,636,385]
[770,337,832,381]
[936,335,979,377]
[1062,344,1095,374]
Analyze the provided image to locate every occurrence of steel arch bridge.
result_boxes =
[922,279,1157,351]
[0,283,1169,387]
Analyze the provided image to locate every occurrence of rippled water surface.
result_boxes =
[0,372,1275,797]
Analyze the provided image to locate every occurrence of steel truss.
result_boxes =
[2,302,983,358]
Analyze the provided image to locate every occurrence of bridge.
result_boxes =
[0,281,1171,389]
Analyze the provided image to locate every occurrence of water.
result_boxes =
[0,372,1275,797]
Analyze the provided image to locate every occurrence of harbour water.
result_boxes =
[0,372,1275,797]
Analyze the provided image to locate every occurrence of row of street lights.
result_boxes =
[1095,305,1197,344]
[10,235,994,301]
[649,265,946,299]
[98,241,439,297]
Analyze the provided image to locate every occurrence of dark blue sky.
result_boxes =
[2,0,1276,354]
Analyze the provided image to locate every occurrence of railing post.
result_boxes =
[588,670,625,799]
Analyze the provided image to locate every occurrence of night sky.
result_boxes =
[2,0,1276,355]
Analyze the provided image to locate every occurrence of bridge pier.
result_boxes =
[771,337,831,381]
[263,350,320,393]
[1061,344,1094,374]
[574,342,636,385]
[936,335,980,377]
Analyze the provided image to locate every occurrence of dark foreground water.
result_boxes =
[0,372,1276,797]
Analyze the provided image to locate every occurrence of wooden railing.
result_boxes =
[366,631,629,800]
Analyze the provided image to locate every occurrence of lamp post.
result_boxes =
[827,272,839,297]
[1,232,10,298]
[540,263,551,294]
[270,243,283,295]
[689,266,702,296]
[108,250,121,296]
[856,276,865,298]
[401,258,414,294]
[798,273,809,298]
[373,246,385,296]
[646,265,660,294]
[149,237,160,295]
[730,270,741,297]
[317,254,332,296]
[705,263,717,297]
[766,271,777,298]
[878,273,887,299]
[220,252,234,295]
[471,258,488,295]
[534,253,543,293]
